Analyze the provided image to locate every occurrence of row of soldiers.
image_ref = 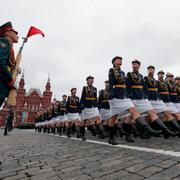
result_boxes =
[35,57,180,145]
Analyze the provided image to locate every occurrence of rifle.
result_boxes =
[7,38,28,106]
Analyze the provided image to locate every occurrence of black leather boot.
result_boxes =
[108,126,118,145]
[43,128,46,133]
[103,125,109,137]
[76,126,81,138]
[168,120,180,137]
[47,128,50,134]
[51,128,53,134]
[58,127,62,135]
[91,124,98,136]
[116,122,125,137]
[123,123,134,142]
[114,124,119,137]
[66,126,72,138]
[136,117,162,137]
[97,123,106,139]
[71,124,76,135]
[153,119,175,139]
[131,123,140,137]
[4,127,8,136]
[63,126,66,134]
[51,127,55,134]
[170,119,180,130]
[80,126,86,140]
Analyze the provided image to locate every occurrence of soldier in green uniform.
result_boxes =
[4,106,14,136]
[0,22,18,107]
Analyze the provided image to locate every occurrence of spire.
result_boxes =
[48,73,50,82]
[21,68,25,79]
[43,74,52,109]
[19,69,25,89]
[45,73,51,91]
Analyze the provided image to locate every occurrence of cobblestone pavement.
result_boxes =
[1,129,180,180]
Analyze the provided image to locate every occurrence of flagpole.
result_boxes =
[19,37,28,54]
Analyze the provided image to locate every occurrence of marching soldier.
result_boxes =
[66,88,86,139]
[80,76,106,139]
[4,106,14,136]
[108,57,162,145]
[125,60,161,140]
[53,100,61,134]
[98,80,111,137]
[55,100,62,135]
[98,80,125,138]
[58,95,68,135]
[166,73,180,116]
[157,71,180,133]
[126,61,173,139]
[144,67,179,136]
[0,22,18,107]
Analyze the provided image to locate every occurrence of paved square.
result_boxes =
[1,129,180,179]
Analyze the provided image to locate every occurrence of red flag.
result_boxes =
[26,26,45,38]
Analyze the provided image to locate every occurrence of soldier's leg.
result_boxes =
[71,121,76,135]
[122,116,134,142]
[115,118,126,137]
[163,111,180,136]
[65,121,72,138]
[130,118,140,137]
[129,107,162,137]
[87,118,98,136]
[51,124,55,134]
[62,123,66,134]
[57,123,60,135]
[102,120,109,137]
[148,110,175,139]
[3,126,8,136]
[95,117,106,139]
[174,113,180,123]
[75,120,81,138]
[80,120,86,140]
[47,124,50,133]
[59,122,63,135]
[43,126,46,133]
[108,115,118,145]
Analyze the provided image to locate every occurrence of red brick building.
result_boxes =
[0,73,52,127]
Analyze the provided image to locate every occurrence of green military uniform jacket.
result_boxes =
[0,37,13,104]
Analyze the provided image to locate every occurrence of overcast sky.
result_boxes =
[1,0,180,99]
